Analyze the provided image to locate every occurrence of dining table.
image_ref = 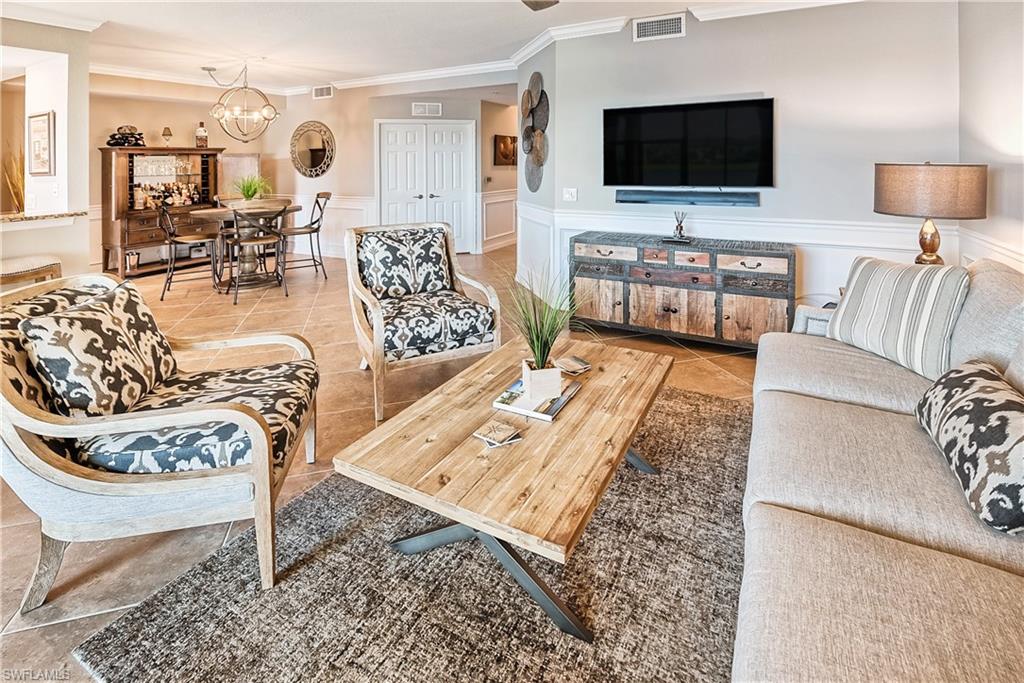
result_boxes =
[190,200,303,281]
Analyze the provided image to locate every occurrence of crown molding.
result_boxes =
[89,63,295,97]
[688,1,860,22]
[0,3,104,31]
[510,16,628,66]
[331,59,515,91]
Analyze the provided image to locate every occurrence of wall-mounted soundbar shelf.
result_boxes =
[615,189,761,207]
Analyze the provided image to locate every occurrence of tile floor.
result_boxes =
[0,245,755,679]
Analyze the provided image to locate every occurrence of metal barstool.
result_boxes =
[225,207,289,304]
[158,206,220,300]
[279,192,331,278]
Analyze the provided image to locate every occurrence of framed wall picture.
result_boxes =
[493,134,517,167]
[28,111,56,176]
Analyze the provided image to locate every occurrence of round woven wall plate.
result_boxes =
[528,72,543,102]
[525,155,543,192]
[521,125,535,153]
[520,90,534,119]
[530,129,548,166]
[531,90,550,131]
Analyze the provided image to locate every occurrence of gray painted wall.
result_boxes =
[958,0,1024,249]
[550,2,959,225]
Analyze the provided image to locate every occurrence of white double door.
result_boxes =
[379,121,476,252]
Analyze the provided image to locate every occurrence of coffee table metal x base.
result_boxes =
[389,448,657,642]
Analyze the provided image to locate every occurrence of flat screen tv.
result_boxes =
[603,98,774,188]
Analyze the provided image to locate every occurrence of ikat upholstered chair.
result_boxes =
[345,222,500,422]
[0,274,318,612]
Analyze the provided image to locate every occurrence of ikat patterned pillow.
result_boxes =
[19,281,177,417]
[917,360,1024,535]
[356,226,452,299]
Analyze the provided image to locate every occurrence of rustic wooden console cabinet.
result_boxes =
[570,231,797,348]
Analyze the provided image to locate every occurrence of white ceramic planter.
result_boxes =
[522,359,562,401]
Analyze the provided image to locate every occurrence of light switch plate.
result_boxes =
[562,188,578,202]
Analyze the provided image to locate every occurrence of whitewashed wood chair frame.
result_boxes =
[345,222,501,422]
[0,273,317,613]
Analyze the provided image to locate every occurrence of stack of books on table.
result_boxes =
[554,355,591,376]
[472,419,523,448]
[492,378,582,422]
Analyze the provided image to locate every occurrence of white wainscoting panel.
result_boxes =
[278,195,377,260]
[481,189,518,253]
[517,204,1024,307]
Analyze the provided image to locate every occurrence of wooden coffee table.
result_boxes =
[332,337,673,641]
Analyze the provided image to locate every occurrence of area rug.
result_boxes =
[74,388,751,682]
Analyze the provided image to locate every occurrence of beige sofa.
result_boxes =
[733,259,1024,682]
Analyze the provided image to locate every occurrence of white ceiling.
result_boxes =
[0,45,62,81]
[5,1,688,91]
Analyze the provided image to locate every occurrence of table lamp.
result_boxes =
[874,162,987,265]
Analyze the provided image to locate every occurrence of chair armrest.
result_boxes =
[792,305,834,336]
[169,332,314,360]
[455,271,501,312]
[349,280,385,338]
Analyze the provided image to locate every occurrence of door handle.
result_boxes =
[428,193,440,199]
[413,194,424,199]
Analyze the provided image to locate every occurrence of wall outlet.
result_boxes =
[562,188,578,202]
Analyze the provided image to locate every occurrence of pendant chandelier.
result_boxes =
[203,63,279,143]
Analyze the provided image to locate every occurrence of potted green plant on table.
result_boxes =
[233,175,272,201]
[507,271,585,401]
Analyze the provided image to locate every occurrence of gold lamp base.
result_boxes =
[914,217,944,265]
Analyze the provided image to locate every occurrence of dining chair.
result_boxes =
[279,192,331,279]
[226,207,289,304]
[158,206,220,300]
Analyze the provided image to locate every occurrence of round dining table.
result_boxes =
[190,200,303,280]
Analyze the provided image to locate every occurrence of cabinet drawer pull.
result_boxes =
[596,248,614,256]
[739,260,762,270]
[690,276,699,284]
[670,307,679,314]
[747,279,759,287]
[687,256,696,263]
[661,306,671,313]
[614,300,622,306]
[723,314,732,320]
[644,271,652,279]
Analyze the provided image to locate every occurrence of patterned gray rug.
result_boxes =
[74,388,751,682]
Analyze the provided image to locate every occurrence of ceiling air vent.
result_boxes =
[412,102,443,117]
[312,85,334,100]
[633,13,686,42]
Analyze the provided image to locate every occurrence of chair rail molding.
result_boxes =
[480,190,518,253]
[515,204,1024,307]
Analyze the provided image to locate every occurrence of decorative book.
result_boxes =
[472,419,523,448]
[554,355,591,376]
[493,378,582,422]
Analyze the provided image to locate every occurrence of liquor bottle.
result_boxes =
[195,121,208,148]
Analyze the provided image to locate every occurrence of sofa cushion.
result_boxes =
[381,290,495,362]
[746,390,1024,575]
[76,360,318,474]
[356,226,452,300]
[827,256,969,379]
[732,503,1024,683]
[1,283,109,410]
[19,282,176,417]
[917,360,1023,535]
[754,332,931,414]
[949,258,1024,372]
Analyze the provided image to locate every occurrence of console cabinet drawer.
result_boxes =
[126,228,164,246]
[575,262,624,278]
[630,267,714,287]
[674,250,711,268]
[721,294,788,344]
[628,283,716,337]
[643,248,669,265]
[127,215,160,231]
[574,277,624,324]
[718,254,789,275]
[722,274,789,295]
[574,243,637,262]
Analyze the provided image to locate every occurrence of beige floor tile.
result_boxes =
[680,339,750,359]
[666,358,753,400]
[1,482,37,529]
[252,293,319,313]
[150,302,198,325]
[301,322,357,346]
[181,298,257,320]
[0,608,127,682]
[601,334,701,361]
[316,371,375,412]
[237,309,312,333]
[2,523,228,632]
[311,342,363,374]
[166,313,247,337]
[707,352,758,383]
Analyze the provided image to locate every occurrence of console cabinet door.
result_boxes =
[574,277,624,324]
[721,294,788,344]
[629,283,715,337]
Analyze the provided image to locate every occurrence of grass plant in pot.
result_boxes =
[507,271,587,402]
[233,175,272,202]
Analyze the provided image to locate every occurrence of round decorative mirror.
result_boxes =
[290,120,335,178]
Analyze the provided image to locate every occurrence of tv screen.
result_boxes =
[603,98,774,188]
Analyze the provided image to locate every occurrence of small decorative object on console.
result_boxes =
[663,211,693,244]
[195,121,208,148]
[106,125,145,147]
[161,127,173,146]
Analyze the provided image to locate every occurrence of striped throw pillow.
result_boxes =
[827,257,970,379]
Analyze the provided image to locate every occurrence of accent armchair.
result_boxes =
[345,222,501,421]
[0,274,318,614]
